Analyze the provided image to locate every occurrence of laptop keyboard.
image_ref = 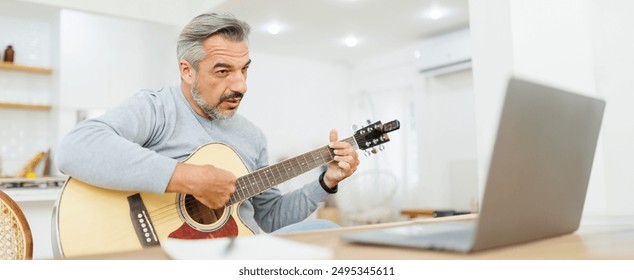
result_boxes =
[383,222,476,251]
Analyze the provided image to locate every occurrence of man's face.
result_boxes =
[180,35,251,119]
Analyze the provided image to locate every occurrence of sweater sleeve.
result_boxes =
[55,92,177,193]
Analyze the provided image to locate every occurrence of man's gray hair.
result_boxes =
[177,13,250,71]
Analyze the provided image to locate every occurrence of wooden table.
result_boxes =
[68,214,634,260]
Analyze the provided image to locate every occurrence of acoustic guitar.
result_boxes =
[54,120,400,257]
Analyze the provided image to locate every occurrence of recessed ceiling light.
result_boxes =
[267,23,281,35]
[424,7,448,20]
[344,36,358,47]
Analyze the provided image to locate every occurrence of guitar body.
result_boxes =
[54,143,255,258]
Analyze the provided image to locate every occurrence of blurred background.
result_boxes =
[1,0,634,259]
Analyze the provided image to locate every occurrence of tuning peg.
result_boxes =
[351,124,359,131]
[364,150,372,157]
[379,145,385,151]
[371,148,377,154]
[366,119,372,125]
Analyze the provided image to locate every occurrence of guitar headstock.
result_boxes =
[353,119,400,155]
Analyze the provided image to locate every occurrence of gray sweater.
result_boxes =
[55,85,331,233]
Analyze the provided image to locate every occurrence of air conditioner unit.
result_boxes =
[415,28,472,76]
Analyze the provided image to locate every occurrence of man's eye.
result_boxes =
[217,69,229,74]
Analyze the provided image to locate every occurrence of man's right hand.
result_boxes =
[166,162,237,209]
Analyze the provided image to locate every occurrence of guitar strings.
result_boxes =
[147,147,334,226]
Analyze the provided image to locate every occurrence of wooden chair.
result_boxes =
[0,190,33,260]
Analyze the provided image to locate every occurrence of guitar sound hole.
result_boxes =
[183,195,225,225]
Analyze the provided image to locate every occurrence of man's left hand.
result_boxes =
[323,129,360,188]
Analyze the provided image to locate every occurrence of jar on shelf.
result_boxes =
[4,45,15,63]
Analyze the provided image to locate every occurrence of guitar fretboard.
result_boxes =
[227,136,358,205]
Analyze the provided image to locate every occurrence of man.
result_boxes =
[55,13,359,234]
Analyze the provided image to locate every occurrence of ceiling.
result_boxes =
[210,0,470,65]
[14,0,469,65]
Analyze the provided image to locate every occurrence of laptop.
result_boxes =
[340,77,606,253]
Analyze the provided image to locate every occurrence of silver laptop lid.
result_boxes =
[471,77,605,251]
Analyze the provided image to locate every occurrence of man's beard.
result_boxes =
[191,80,244,120]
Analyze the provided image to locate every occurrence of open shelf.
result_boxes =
[0,102,52,110]
[0,61,52,74]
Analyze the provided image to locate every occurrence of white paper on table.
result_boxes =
[163,234,334,260]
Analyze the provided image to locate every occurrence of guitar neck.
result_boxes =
[227,136,358,205]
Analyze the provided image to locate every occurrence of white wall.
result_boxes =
[340,39,478,222]
[469,0,634,219]
[468,0,514,197]
[586,0,634,216]
[418,71,478,210]
[55,9,181,157]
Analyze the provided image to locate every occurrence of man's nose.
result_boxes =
[230,72,247,94]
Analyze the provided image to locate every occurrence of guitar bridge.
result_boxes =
[127,194,160,247]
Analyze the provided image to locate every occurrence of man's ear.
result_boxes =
[179,59,194,84]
